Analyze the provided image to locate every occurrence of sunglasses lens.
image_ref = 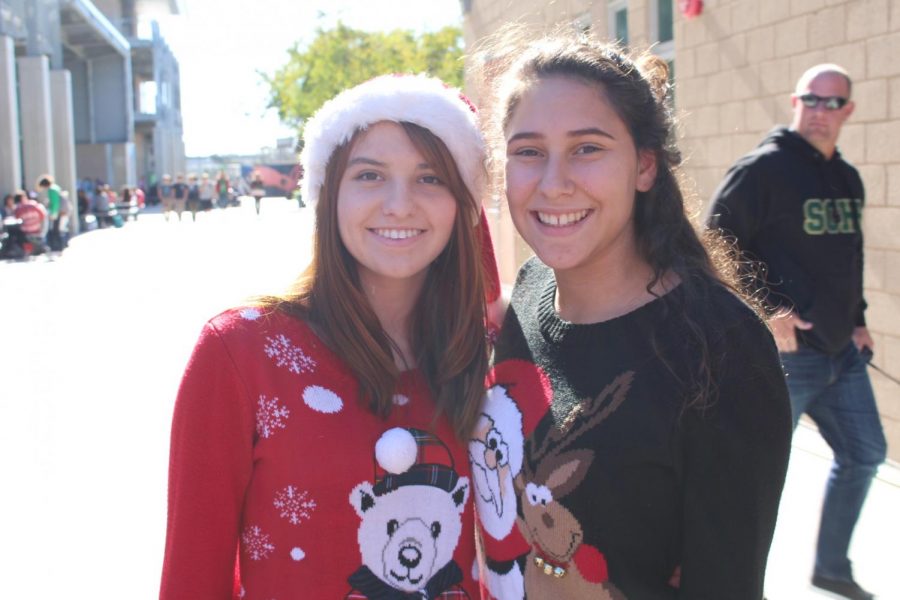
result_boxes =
[799,94,847,110]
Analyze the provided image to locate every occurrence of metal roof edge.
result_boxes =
[62,0,131,57]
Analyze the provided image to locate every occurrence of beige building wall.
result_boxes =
[463,0,900,460]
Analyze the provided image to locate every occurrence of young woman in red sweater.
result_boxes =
[160,75,499,600]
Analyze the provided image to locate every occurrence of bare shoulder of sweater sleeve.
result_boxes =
[678,308,792,599]
[160,319,256,600]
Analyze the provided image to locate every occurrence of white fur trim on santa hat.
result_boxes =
[299,74,486,206]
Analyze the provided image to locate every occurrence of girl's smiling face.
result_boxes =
[504,75,656,275]
[337,121,458,291]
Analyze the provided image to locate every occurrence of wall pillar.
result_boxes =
[0,36,22,192]
[17,55,54,191]
[50,70,78,234]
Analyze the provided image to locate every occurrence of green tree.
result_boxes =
[264,23,465,131]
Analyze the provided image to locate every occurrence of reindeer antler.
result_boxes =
[528,371,635,465]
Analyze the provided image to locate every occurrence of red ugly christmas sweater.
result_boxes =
[160,307,479,600]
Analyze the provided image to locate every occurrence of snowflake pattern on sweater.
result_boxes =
[241,525,275,561]
[273,485,316,525]
[255,395,289,439]
[160,308,479,600]
[263,333,317,374]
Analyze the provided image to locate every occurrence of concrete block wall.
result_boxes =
[675,0,900,459]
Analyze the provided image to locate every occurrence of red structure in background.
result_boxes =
[679,0,703,19]
[245,164,303,197]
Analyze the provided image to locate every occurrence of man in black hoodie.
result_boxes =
[708,64,885,600]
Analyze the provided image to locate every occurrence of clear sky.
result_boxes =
[154,0,463,157]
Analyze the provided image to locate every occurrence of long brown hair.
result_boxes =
[258,122,489,440]
[476,27,755,411]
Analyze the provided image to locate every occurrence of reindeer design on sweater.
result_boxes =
[514,371,634,599]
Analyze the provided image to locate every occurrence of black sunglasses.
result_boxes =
[798,93,848,111]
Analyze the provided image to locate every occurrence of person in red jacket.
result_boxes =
[13,190,47,236]
[11,190,47,255]
[160,74,501,600]
[133,185,146,208]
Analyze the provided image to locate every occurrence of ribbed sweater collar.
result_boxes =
[535,269,670,346]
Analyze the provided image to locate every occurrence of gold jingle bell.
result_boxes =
[532,555,566,578]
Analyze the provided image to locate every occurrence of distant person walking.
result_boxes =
[160,175,175,221]
[37,175,66,252]
[186,174,200,222]
[215,171,230,209]
[173,174,188,221]
[92,184,110,227]
[708,64,885,600]
[250,171,265,216]
[198,173,215,213]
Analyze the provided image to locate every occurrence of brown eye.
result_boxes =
[419,175,444,185]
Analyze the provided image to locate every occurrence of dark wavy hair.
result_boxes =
[256,122,490,440]
[476,27,753,411]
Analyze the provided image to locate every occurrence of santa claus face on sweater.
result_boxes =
[469,384,524,540]
[349,477,470,593]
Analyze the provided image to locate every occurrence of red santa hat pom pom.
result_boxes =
[375,427,418,475]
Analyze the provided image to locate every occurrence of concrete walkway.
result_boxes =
[765,421,900,599]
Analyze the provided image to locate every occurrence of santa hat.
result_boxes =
[488,359,553,437]
[299,74,486,209]
[372,427,459,496]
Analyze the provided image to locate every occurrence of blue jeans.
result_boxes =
[780,341,886,580]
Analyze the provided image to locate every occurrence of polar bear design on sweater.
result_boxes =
[346,427,471,599]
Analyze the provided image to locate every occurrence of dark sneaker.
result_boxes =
[811,574,875,599]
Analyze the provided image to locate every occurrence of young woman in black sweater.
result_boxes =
[468,30,792,599]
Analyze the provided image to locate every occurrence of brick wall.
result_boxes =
[463,0,900,460]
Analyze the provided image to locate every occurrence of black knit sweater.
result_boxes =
[708,127,866,355]
[477,258,792,600]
